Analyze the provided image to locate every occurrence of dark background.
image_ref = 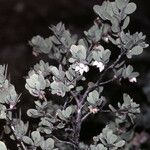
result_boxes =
[0,0,150,149]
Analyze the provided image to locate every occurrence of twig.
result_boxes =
[81,112,93,122]
[69,74,83,86]
[70,91,82,148]
[52,135,77,149]
[7,120,27,150]
[70,91,80,105]
[101,110,111,113]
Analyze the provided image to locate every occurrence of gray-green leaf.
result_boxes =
[125,3,137,14]
[0,141,7,150]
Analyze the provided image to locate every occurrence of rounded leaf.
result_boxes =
[22,136,34,145]
[125,3,137,14]
[0,141,7,150]
[27,109,39,118]
[115,140,125,147]
[122,16,130,30]
[131,45,143,55]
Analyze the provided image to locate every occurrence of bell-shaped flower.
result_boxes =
[75,63,89,75]
[93,61,105,72]
[129,77,137,83]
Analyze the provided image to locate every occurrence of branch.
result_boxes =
[52,135,77,149]
[81,49,126,105]
[81,109,112,122]
[7,118,27,150]
[81,111,93,122]
[81,76,117,106]
[70,91,80,105]
[69,74,83,86]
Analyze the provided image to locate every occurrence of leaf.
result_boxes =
[115,140,125,147]
[62,106,73,118]
[31,35,53,54]
[76,86,84,92]
[41,138,56,150]
[78,38,88,49]
[116,0,125,10]
[87,90,100,105]
[125,3,137,14]
[50,81,70,97]
[70,45,87,60]
[77,46,87,60]
[122,16,130,30]
[57,122,65,129]
[93,5,101,17]
[90,143,107,150]
[31,131,42,146]
[111,18,120,33]
[131,45,143,55]
[0,104,6,119]
[50,66,60,77]
[127,45,143,58]
[39,118,53,128]
[33,60,51,77]
[22,136,34,145]
[103,49,111,62]
[4,126,11,134]
[97,144,107,150]
[27,109,40,118]
[57,109,66,121]
[0,141,7,150]
[125,65,133,77]
[111,2,119,15]
[106,2,114,17]
[45,138,55,149]
[107,132,117,144]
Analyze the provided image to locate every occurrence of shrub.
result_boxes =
[0,0,149,149]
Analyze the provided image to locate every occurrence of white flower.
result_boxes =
[75,63,89,75]
[93,61,105,72]
[104,36,109,43]
[129,77,137,83]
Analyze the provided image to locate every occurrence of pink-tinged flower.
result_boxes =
[88,106,99,114]
[93,61,105,72]
[75,63,89,75]
[129,77,137,83]
[9,102,16,109]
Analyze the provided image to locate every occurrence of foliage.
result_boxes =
[0,141,7,150]
[0,0,149,150]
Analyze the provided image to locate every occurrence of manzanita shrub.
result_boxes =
[0,0,149,150]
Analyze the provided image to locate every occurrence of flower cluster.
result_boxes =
[75,62,89,75]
